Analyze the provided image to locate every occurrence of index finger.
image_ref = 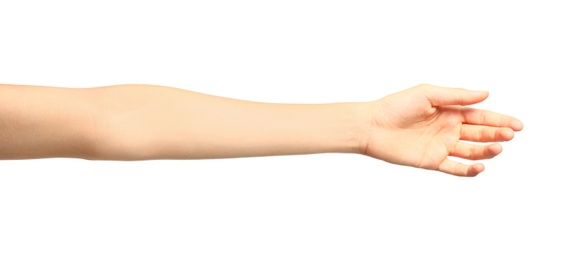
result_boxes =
[461,107,523,131]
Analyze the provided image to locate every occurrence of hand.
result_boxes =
[363,84,523,177]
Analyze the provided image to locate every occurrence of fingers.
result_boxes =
[461,107,523,131]
[450,142,503,160]
[438,159,485,177]
[414,83,489,107]
[460,124,515,142]
[438,142,501,177]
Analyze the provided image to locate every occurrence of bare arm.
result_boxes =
[0,83,522,176]
[88,84,369,160]
[0,84,101,159]
[0,84,368,161]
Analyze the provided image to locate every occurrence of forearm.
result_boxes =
[89,84,371,160]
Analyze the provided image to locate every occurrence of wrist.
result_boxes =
[337,101,373,155]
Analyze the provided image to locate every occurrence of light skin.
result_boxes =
[0,83,522,177]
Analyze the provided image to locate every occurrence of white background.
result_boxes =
[1,0,573,259]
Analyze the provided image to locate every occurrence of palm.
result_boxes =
[364,84,522,177]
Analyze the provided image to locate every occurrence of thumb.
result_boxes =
[414,84,489,106]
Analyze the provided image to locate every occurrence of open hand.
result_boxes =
[363,84,523,177]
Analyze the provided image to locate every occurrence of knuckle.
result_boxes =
[415,83,431,89]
